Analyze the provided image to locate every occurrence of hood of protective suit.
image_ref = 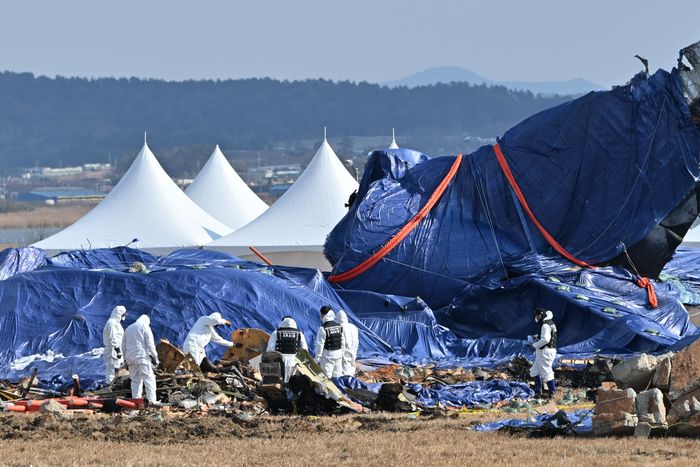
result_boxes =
[279,317,298,329]
[544,310,553,321]
[123,314,157,364]
[198,312,229,327]
[322,310,336,323]
[336,310,348,325]
[109,305,127,321]
[136,314,150,327]
[183,312,233,365]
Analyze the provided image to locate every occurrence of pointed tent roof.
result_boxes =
[186,145,268,231]
[34,143,232,253]
[208,138,358,260]
[388,128,399,149]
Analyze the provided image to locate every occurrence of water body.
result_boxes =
[0,227,61,246]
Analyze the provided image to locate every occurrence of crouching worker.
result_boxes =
[122,314,161,405]
[315,307,344,378]
[103,305,126,385]
[183,312,233,373]
[266,316,308,381]
[530,307,558,398]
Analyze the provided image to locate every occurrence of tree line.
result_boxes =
[0,71,571,176]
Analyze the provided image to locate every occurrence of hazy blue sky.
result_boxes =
[1,1,698,87]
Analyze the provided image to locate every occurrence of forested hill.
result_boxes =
[0,71,572,171]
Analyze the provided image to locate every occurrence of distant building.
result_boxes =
[83,163,111,171]
[39,166,84,178]
[18,188,105,204]
[247,164,302,185]
[19,163,112,180]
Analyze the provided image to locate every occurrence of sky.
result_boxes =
[1,1,699,87]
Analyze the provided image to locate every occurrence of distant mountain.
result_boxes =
[382,66,602,95]
[382,66,491,88]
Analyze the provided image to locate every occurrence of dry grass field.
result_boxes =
[0,204,93,230]
[0,412,698,466]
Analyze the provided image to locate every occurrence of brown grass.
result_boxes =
[0,204,94,230]
[0,412,698,466]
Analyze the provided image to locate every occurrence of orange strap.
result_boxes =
[492,144,592,269]
[636,277,659,309]
[249,246,273,266]
[328,154,464,283]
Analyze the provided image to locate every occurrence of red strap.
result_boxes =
[328,154,463,283]
[492,144,592,268]
[249,246,273,266]
[636,276,659,309]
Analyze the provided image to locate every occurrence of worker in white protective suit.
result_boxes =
[336,310,359,376]
[102,305,127,385]
[182,312,233,371]
[266,316,308,382]
[314,308,344,378]
[529,308,558,398]
[122,314,160,404]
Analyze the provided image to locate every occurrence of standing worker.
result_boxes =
[266,315,308,381]
[183,312,233,372]
[122,314,161,405]
[314,307,344,378]
[530,307,558,398]
[102,305,126,385]
[336,310,359,376]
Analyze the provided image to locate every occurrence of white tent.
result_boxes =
[186,145,268,231]
[682,219,700,247]
[34,142,232,255]
[388,128,399,149]
[207,137,358,270]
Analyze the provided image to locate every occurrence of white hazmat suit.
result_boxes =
[530,310,557,383]
[336,310,359,376]
[266,316,308,382]
[122,314,159,402]
[102,305,127,385]
[183,312,233,365]
[314,310,344,378]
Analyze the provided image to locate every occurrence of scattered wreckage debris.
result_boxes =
[587,337,700,437]
[2,330,699,441]
[0,329,366,419]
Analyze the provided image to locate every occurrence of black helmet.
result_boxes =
[534,307,547,322]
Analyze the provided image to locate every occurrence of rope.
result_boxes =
[328,154,463,283]
[621,242,659,309]
[473,160,509,279]
[492,144,592,269]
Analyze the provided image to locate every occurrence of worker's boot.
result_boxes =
[546,379,557,399]
[533,376,543,397]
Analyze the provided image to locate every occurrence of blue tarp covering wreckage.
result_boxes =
[325,66,700,304]
[3,53,700,394]
[0,247,392,389]
[324,57,700,362]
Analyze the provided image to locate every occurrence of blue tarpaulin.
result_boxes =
[326,66,700,309]
[334,375,534,408]
[660,247,700,305]
[0,247,391,389]
[473,409,593,434]
[324,62,700,363]
[336,257,696,365]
